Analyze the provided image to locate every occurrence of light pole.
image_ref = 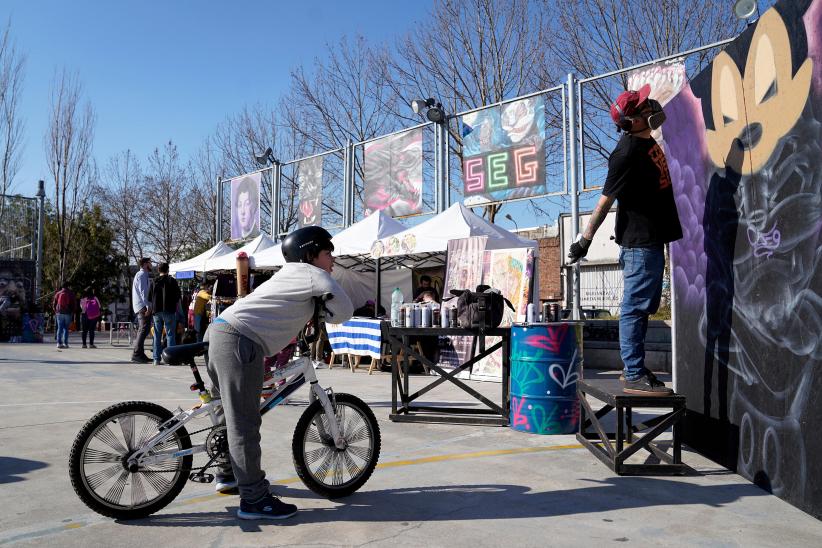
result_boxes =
[35,180,45,303]
[505,213,519,232]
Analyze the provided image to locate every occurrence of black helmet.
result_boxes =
[282,226,334,263]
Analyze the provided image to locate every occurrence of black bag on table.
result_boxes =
[449,285,514,330]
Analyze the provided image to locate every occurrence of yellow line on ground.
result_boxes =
[180,443,584,507]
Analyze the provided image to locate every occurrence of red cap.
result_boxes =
[609,84,651,125]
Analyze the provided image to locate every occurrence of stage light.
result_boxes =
[733,0,758,20]
[410,99,427,114]
[254,147,275,166]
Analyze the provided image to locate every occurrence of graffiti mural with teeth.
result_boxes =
[666,0,822,519]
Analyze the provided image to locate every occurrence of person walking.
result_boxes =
[52,283,76,349]
[150,262,181,366]
[80,287,102,348]
[192,281,211,342]
[568,84,682,395]
[131,258,153,363]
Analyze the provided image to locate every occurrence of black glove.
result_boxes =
[568,234,592,264]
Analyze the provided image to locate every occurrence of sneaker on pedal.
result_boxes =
[622,372,673,395]
[237,494,298,520]
[215,474,238,494]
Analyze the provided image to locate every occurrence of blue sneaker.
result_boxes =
[215,474,238,494]
[237,494,298,520]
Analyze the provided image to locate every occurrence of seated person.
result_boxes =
[352,299,386,318]
[413,275,440,302]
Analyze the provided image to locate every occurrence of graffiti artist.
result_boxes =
[568,84,682,395]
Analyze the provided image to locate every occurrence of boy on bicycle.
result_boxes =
[205,226,354,520]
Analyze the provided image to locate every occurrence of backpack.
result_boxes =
[56,290,73,313]
[449,285,514,330]
[85,298,101,320]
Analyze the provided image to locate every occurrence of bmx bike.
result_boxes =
[68,294,381,520]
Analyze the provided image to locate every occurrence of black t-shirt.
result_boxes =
[602,134,683,247]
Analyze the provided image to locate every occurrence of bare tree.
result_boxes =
[45,69,96,286]
[546,0,747,172]
[0,21,25,203]
[185,136,221,249]
[141,141,189,263]
[386,0,551,222]
[98,149,145,265]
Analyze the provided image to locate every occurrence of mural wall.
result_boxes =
[667,0,822,518]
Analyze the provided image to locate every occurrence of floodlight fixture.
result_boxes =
[254,147,277,166]
[410,97,447,124]
[505,213,519,232]
[410,98,428,114]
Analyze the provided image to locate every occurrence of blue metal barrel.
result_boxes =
[510,322,583,434]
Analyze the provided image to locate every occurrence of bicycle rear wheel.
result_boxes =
[292,392,380,498]
[69,401,192,520]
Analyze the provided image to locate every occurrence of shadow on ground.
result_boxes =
[0,456,49,484]
[118,476,766,528]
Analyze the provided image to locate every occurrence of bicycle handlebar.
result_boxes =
[299,293,335,347]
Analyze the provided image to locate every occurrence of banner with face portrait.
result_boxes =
[297,156,324,227]
[461,96,546,205]
[230,172,261,240]
[363,127,423,217]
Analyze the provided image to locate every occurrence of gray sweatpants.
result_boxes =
[205,321,270,501]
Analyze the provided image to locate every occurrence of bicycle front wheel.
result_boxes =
[68,401,192,520]
[292,392,380,498]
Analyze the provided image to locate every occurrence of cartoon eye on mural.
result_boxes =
[230,172,262,240]
[297,156,324,227]
[666,0,822,519]
[363,128,424,218]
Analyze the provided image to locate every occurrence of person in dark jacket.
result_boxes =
[149,262,181,365]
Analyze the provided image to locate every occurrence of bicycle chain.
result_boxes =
[134,424,226,474]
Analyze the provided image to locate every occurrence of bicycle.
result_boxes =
[68,294,381,520]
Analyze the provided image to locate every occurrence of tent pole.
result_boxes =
[375,257,382,318]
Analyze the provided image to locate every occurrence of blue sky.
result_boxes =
[4,1,426,193]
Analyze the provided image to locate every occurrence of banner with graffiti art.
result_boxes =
[297,156,323,227]
[461,95,546,205]
[0,259,41,343]
[230,172,261,240]
[471,247,535,381]
[627,60,687,153]
[363,128,423,217]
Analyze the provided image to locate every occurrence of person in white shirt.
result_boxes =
[131,258,153,363]
[205,226,353,520]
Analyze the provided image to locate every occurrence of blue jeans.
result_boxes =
[152,312,177,361]
[619,245,665,381]
[56,313,72,346]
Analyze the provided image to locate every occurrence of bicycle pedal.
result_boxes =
[189,473,214,483]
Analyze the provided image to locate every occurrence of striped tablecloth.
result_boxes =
[326,318,383,359]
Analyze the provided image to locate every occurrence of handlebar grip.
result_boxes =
[316,293,334,302]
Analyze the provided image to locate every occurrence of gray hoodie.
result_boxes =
[218,262,354,356]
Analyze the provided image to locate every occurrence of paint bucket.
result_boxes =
[510,322,583,434]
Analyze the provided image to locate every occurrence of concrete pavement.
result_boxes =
[1,334,821,547]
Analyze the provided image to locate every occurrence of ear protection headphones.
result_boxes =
[613,99,666,133]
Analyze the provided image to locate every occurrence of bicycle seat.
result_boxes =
[162,342,208,365]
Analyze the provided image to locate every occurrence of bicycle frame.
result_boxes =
[126,356,345,471]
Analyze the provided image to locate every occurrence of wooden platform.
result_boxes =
[576,378,688,475]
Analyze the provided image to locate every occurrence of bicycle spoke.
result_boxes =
[304,428,324,445]
[303,446,331,465]
[332,452,344,485]
[131,472,148,507]
[86,464,122,491]
[140,470,174,495]
[104,470,130,505]
[95,424,127,454]
[137,416,160,447]
[119,415,135,452]
[341,449,363,478]
[346,423,371,444]
[312,449,336,482]
[84,448,123,464]
[345,444,372,463]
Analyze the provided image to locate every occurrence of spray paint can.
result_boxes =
[542,303,551,323]
[404,304,415,328]
[441,304,450,327]
[421,303,432,327]
[449,306,458,328]
[526,303,536,324]
[432,303,440,327]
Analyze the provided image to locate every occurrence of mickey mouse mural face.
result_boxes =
[705,8,813,174]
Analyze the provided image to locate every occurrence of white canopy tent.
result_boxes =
[204,234,276,271]
[169,242,234,276]
[252,211,408,270]
[371,202,536,266]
